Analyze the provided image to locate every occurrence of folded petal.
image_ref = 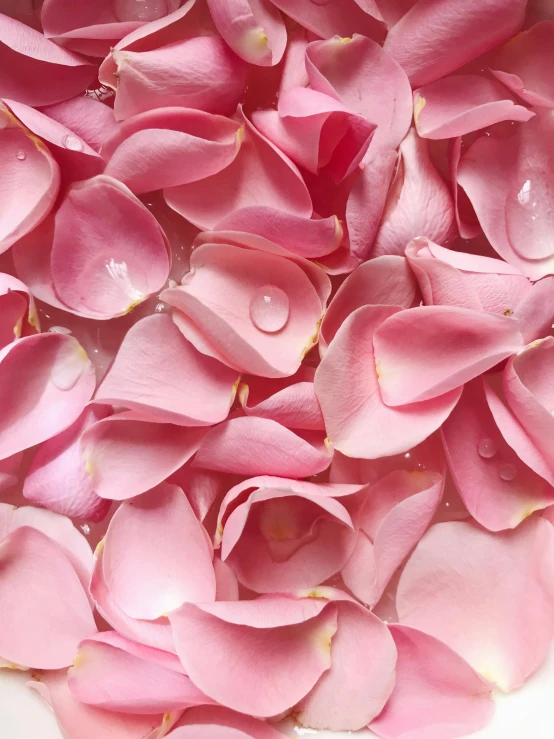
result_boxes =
[320,255,418,353]
[315,305,462,458]
[371,625,495,739]
[238,366,325,430]
[29,670,169,739]
[0,526,96,668]
[342,470,443,606]
[100,35,248,121]
[397,518,554,691]
[50,176,170,318]
[207,0,286,66]
[103,107,242,193]
[442,379,554,531]
[306,34,412,152]
[69,631,210,714]
[161,244,328,377]
[0,14,95,106]
[0,332,96,460]
[103,482,215,620]
[81,412,206,500]
[0,102,60,253]
[40,96,118,153]
[270,0,385,40]
[0,272,38,345]
[414,74,533,139]
[164,111,312,230]
[218,476,357,592]
[384,0,527,86]
[169,596,337,717]
[96,314,239,425]
[23,406,111,522]
[193,417,331,478]
[171,706,288,738]
[491,21,554,108]
[373,306,524,405]
[373,128,457,258]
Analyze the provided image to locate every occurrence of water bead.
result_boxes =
[80,524,91,536]
[478,438,497,459]
[498,464,517,482]
[113,0,168,23]
[249,285,290,333]
[16,150,26,161]
[62,134,84,152]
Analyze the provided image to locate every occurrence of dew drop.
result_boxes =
[155,302,166,313]
[499,463,517,482]
[80,523,91,536]
[249,285,290,333]
[62,134,84,152]
[48,325,73,335]
[16,150,26,161]
[506,174,554,260]
[113,0,168,23]
[478,438,497,459]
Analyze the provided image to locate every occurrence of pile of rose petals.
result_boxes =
[2,0,554,737]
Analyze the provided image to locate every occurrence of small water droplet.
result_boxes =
[155,302,165,313]
[16,150,26,161]
[62,134,84,152]
[80,523,91,536]
[445,502,450,507]
[499,464,517,481]
[48,325,72,335]
[478,438,497,459]
[249,285,290,333]
[404,452,411,460]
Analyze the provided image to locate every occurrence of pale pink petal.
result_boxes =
[320,255,418,354]
[214,207,343,260]
[172,705,288,738]
[491,21,554,108]
[102,483,215,620]
[238,367,325,431]
[0,14,95,106]
[315,305,462,458]
[69,631,211,714]
[342,470,443,606]
[169,596,337,717]
[512,276,554,344]
[373,306,524,405]
[0,332,96,460]
[306,34,412,152]
[100,36,248,121]
[504,337,554,472]
[169,464,230,522]
[0,103,60,253]
[40,96,118,153]
[23,406,111,522]
[96,314,239,425]
[103,107,242,193]
[0,452,21,491]
[384,0,527,86]
[414,74,533,139]
[81,412,206,501]
[451,136,482,240]
[0,526,96,669]
[207,0,286,66]
[166,728,250,739]
[397,517,554,691]
[164,111,312,230]
[371,625,495,739]
[296,600,396,731]
[193,416,331,478]
[270,0,385,44]
[161,244,327,378]
[29,670,168,739]
[442,379,554,531]
[50,176,170,318]
[218,477,356,592]
[373,129,457,258]
[214,557,239,602]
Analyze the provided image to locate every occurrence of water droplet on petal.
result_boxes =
[478,438,497,459]
[155,302,166,313]
[62,134,84,152]
[16,150,26,161]
[499,464,517,482]
[506,173,554,260]
[80,523,91,536]
[48,326,73,335]
[249,285,290,333]
[113,0,168,23]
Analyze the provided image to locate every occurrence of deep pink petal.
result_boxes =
[397,518,554,690]
[371,625,495,739]
[0,526,96,669]
[0,332,96,459]
[23,406,111,522]
[96,314,239,425]
[81,412,206,501]
[384,0,527,86]
[315,305,462,458]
